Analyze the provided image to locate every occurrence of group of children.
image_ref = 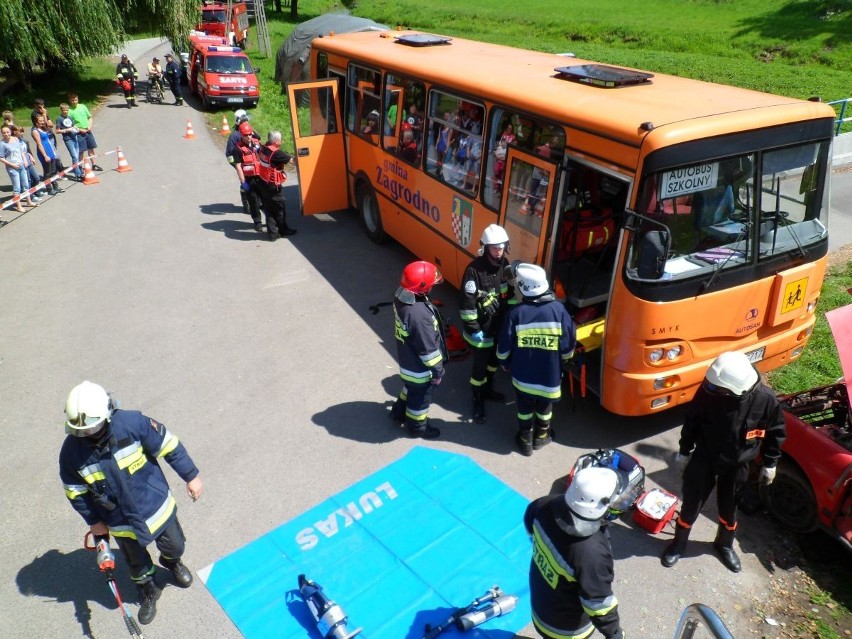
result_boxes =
[0,95,100,214]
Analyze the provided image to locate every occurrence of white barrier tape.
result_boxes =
[1,148,122,212]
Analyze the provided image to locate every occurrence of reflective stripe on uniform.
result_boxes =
[400,367,432,384]
[79,462,106,484]
[460,308,478,322]
[532,525,574,588]
[532,610,594,639]
[109,524,138,539]
[513,378,562,399]
[156,428,180,458]
[421,348,443,368]
[64,483,89,499]
[146,492,176,534]
[580,592,618,617]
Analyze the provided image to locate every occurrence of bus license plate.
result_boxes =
[227,98,242,103]
[745,347,765,363]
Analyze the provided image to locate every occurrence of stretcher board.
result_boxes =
[199,446,532,638]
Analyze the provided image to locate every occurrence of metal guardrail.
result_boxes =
[828,98,851,136]
[673,603,735,639]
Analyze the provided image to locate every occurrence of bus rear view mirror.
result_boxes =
[637,229,670,280]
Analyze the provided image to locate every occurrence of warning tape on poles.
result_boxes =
[0,148,121,213]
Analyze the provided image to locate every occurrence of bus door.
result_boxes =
[287,79,348,215]
[499,147,557,264]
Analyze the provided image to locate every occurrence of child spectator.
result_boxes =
[55,103,83,181]
[16,126,47,200]
[31,115,62,195]
[0,126,38,212]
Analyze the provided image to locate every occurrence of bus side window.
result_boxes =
[426,91,485,194]
[346,64,381,138]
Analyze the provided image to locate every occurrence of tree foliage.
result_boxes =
[0,0,199,76]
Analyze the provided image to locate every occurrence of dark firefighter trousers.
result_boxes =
[679,451,748,530]
[469,342,500,388]
[115,518,187,584]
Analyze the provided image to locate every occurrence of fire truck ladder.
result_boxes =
[253,0,272,57]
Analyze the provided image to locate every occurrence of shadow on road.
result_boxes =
[199,202,245,216]
[201,218,265,241]
[16,547,137,639]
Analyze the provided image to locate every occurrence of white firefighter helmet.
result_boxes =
[480,224,509,247]
[234,108,248,124]
[65,381,112,437]
[565,466,620,521]
[705,351,759,396]
[515,263,549,298]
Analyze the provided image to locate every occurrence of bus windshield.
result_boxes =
[629,140,829,282]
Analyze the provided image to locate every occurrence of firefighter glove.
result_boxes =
[471,330,485,342]
[673,452,691,474]
[758,466,776,485]
[240,181,250,192]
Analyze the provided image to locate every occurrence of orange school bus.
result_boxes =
[287,31,835,417]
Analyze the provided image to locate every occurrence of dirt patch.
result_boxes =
[829,243,852,272]
[742,514,852,638]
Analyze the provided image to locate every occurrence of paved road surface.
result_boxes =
[2,38,850,639]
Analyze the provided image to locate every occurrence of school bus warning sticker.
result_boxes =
[781,277,808,314]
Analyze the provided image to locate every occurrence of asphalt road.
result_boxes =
[2,38,850,639]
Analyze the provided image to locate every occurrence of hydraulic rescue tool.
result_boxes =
[298,574,363,639]
[84,531,144,639]
[422,586,518,639]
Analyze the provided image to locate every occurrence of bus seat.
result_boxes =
[575,317,605,351]
[556,208,616,260]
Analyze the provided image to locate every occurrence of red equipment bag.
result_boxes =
[632,488,679,534]
[121,79,131,91]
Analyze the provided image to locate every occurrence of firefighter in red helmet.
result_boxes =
[389,261,448,439]
[230,120,263,234]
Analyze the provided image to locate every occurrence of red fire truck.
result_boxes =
[197,1,250,49]
[188,33,260,109]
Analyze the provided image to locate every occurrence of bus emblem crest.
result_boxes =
[451,196,473,247]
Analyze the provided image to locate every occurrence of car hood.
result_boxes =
[826,302,852,396]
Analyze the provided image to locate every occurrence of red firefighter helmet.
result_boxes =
[400,261,442,294]
[239,121,252,136]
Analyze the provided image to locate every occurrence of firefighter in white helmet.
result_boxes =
[497,263,576,455]
[459,224,515,423]
[59,381,204,625]
[525,466,626,639]
[661,351,786,572]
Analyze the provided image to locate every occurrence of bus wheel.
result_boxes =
[358,183,386,244]
[759,461,818,533]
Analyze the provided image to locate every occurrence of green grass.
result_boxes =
[769,260,852,393]
[1,57,116,123]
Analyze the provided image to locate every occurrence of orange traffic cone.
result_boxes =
[220,116,231,136]
[82,158,100,185]
[115,147,133,173]
[184,120,196,140]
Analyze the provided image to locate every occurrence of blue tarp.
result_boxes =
[199,446,533,638]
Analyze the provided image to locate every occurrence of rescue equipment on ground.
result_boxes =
[633,487,679,534]
[298,574,363,639]
[567,449,645,519]
[422,585,518,638]
[85,531,144,638]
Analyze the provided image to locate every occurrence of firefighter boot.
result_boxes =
[388,397,405,424]
[161,557,193,588]
[137,579,162,625]
[516,428,534,457]
[661,523,691,567]
[482,376,505,402]
[713,525,741,573]
[532,419,552,450]
[472,390,486,424]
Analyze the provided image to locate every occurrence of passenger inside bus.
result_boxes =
[362,110,380,134]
